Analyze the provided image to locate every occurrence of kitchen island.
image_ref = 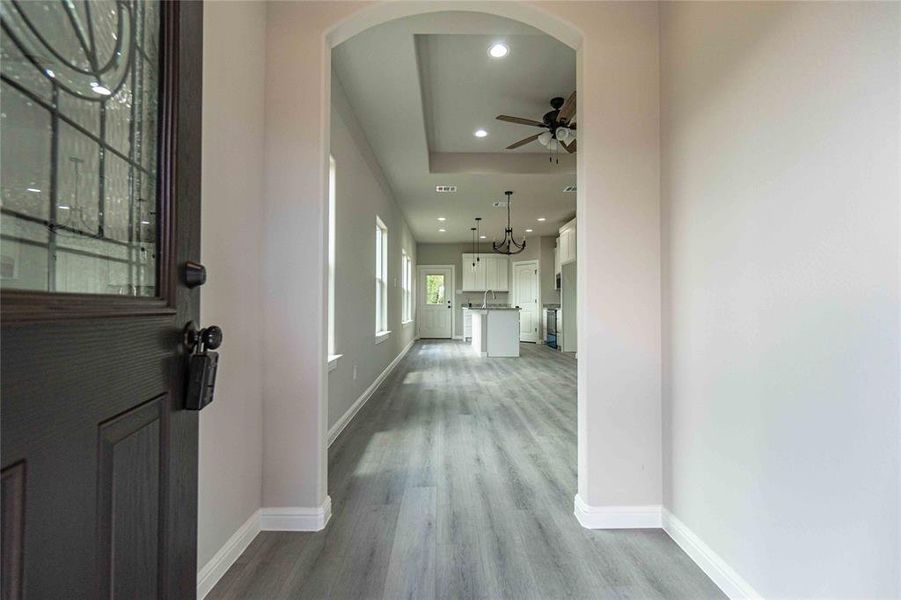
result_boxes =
[463,307,521,357]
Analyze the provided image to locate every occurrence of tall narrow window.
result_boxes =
[402,251,412,323]
[375,217,388,338]
[328,156,337,358]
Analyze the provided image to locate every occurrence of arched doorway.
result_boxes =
[260,0,664,533]
[323,1,585,509]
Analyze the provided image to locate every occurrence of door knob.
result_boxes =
[185,322,222,351]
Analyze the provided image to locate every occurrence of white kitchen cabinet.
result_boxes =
[558,219,576,265]
[462,254,486,291]
[462,253,508,291]
[493,256,509,291]
[554,241,561,276]
[484,255,509,291]
[463,309,473,340]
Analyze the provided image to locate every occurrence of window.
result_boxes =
[375,217,389,339]
[425,274,446,304]
[402,251,412,324]
[327,156,340,369]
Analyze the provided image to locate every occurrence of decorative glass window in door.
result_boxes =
[0,0,161,296]
[425,274,445,305]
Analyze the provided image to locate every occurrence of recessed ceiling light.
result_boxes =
[537,217,546,222]
[525,229,533,233]
[479,235,486,239]
[437,217,446,221]
[488,43,509,58]
[438,228,446,232]
[474,129,488,138]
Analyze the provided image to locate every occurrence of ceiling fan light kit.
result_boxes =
[498,91,577,162]
[492,191,526,256]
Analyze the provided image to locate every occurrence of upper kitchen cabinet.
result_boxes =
[558,219,576,266]
[462,253,486,291]
[462,253,509,292]
[486,254,509,291]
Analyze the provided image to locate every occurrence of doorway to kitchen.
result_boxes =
[418,265,454,338]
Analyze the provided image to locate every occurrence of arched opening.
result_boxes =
[322,3,586,518]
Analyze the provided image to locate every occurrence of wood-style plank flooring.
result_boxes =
[208,340,724,600]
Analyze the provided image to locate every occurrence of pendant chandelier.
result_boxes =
[492,191,526,255]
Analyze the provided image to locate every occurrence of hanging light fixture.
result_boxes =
[492,191,526,255]
[470,226,478,269]
[474,217,483,268]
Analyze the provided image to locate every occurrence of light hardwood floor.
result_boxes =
[208,340,724,600]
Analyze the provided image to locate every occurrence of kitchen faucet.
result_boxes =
[482,289,496,308]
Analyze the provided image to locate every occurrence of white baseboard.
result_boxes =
[452,334,463,340]
[328,338,414,447]
[573,495,662,529]
[662,509,761,600]
[260,496,332,532]
[197,509,261,599]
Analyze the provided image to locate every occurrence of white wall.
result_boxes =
[660,2,900,597]
[548,1,663,510]
[198,0,266,569]
[328,74,417,431]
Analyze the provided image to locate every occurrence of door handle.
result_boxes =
[184,322,222,410]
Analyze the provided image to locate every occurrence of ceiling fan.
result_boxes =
[497,92,577,153]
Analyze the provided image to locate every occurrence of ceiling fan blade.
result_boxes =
[562,139,577,153]
[497,115,545,128]
[558,91,577,123]
[506,133,541,150]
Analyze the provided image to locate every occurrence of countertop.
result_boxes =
[462,306,522,311]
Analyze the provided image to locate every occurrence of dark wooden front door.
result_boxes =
[0,1,203,598]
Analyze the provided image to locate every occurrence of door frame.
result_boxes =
[512,259,540,343]
[416,264,455,339]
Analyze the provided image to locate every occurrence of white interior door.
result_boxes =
[513,261,539,343]
[419,266,453,338]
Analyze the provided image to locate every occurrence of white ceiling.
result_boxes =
[419,34,576,154]
[332,12,576,243]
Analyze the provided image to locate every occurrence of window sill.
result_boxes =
[402,320,414,328]
[328,354,343,372]
[375,330,391,344]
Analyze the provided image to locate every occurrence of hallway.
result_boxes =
[208,341,722,599]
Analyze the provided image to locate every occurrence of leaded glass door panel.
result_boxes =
[1,0,160,296]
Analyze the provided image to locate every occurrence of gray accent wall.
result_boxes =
[328,72,417,431]
[416,242,505,338]
[418,235,561,339]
